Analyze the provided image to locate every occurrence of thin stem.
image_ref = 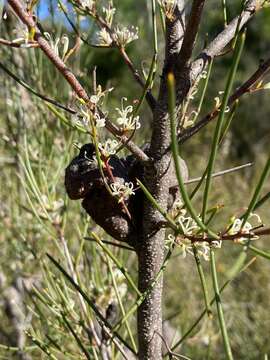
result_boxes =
[168,257,256,353]
[91,232,141,296]
[242,156,270,227]
[168,73,218,239]
[193,246,212,317]
[107,257,138,352]
[201,31,245,221]
[210,248,233,360]
[221,0,228,27]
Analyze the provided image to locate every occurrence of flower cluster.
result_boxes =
[72,86,112,129]
[167,232,221,261]
[110,181,135,201]
[115,98,141,131]
[90,85,114,106]
[98,139,119,158]
[113,26,139,47]
[80,0,95,11]
[228,213,262,243]
[167,201,222,261]
[96,28,113,47]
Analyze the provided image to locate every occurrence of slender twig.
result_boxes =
[190,0,263,81]
[210,248,233,360]
[59,0,156,111]
[184,162,253,185]
[167,257,256,354]
[0,61,76,114]
[84,237,135,251]
[0,38,39,47]
[155,331,192,360]
[178,227,270,243]
[201,32,245,221]
[7,0,150,163]
[179,56,270,144]
[177,0,206,69]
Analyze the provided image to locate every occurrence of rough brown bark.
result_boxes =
[137,2,186,358]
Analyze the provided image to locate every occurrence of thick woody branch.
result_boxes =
[177,0,205,70]
[164,0,185,71]
[190,0,263,81]
[136,3,189,360]
[7,0,150,163]
[179,56,270,144]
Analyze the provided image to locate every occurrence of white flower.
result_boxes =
[96,28,113,47]
[115,98,141,131]
[94,113,106,127]
[177,215,199,235]
[110,181,135,200]
[61,34,70,59]
[81,0,94,10]
[113,26,139,46]
[165,233,176,249]
[195,242,211,261]
[211,240,222,248]
[214,93,230,113]
[73,104,90,128]
[228,213,262,243]
[173,198,183,210]
[90,85,114,105]
[98,139,119,157]
[179,239,194,258]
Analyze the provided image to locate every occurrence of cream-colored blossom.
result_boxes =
[113,26,139,46]
[98,139,119,157]
[115,98,141,131]
[96,28,113,47]
[110,181,135,200]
